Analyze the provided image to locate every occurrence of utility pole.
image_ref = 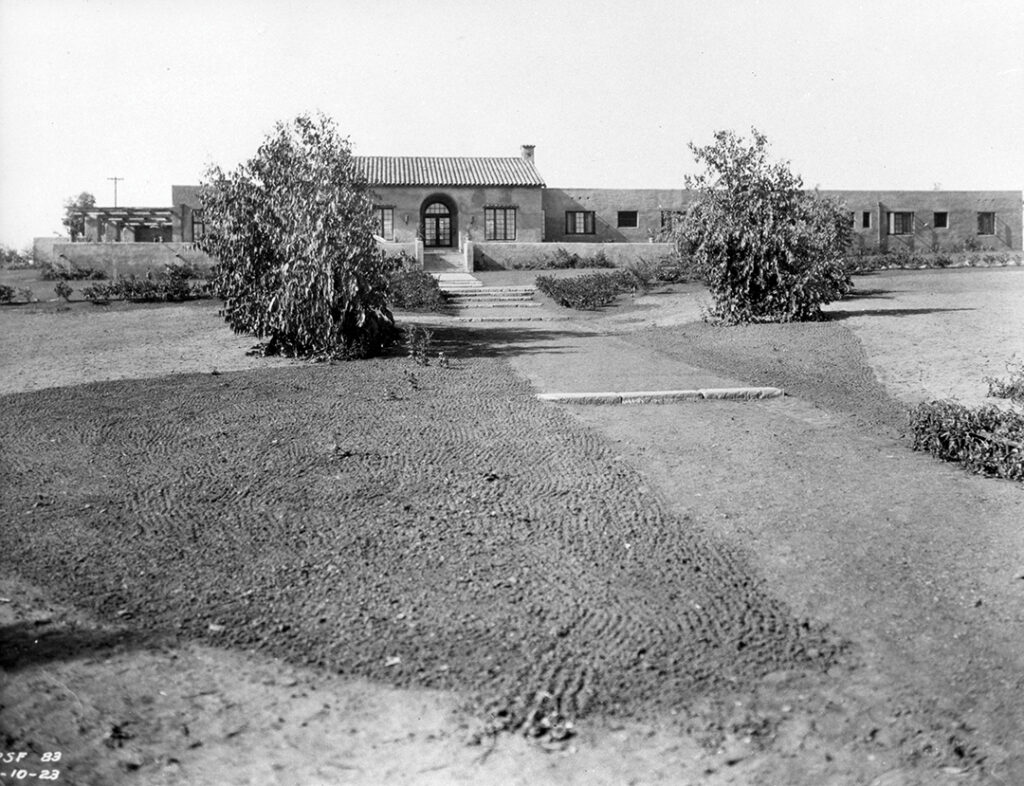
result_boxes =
[107,176,123,207]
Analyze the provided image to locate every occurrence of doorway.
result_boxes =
[422,200,453,248]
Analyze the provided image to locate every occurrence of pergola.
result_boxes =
[81,207,174,229]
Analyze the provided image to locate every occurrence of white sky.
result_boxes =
[1,0,1022,248]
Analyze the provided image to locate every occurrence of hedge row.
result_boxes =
[910,401,1024,482]
[845,250,1023,274]
[535,272,627,310]
[535,257,700,310]
[81,278,215,304]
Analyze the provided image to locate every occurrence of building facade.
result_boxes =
[62,145,1023,261]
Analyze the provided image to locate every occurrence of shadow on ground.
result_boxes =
[826,307,975,320]
[397,323,603,359]
[0,622,155,671]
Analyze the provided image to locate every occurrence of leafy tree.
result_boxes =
[676,129,852,323]
[199,113,395,358]
[62,192,96,241]
[0,244,32,268]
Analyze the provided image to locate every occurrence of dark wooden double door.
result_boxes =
[423,202,452,247]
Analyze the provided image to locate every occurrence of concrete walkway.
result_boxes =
[501,329,760,397]
[397,295,778,399]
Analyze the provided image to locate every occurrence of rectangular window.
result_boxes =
[375,207,394,240]
[888,211,915,235]
[617,210,638,228]
[484,207,517,241]
[191,209,205,241]
[565,211,595,235]
[933,212,948,229]
[977,212,995,235]
[861,211,872,229]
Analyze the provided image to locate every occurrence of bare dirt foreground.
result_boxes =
[1,270,1023,785]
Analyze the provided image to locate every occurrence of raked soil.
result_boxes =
[0,359,843,728]
[2,268,1023,784]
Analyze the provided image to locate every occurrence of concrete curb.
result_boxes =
[536,387,784,404]
[455,315,570,322]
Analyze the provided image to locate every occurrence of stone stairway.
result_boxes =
[431,273,540,310]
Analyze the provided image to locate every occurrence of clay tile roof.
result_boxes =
[354,156,545,187]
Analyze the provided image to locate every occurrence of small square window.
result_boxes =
[617,210,638,228]
[933,212,948,229]
[977,212,995,235]
[861,211,872,229]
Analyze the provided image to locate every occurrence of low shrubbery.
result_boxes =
[535,254,700,310]
[507,248,616,270]
[385,253,447,312]
[388,269,446,311]
[985,357,1024,404]
[845,250,1023,273]
[80,265,214,305]
[536,272,631,310]
[39,261,108,280]
[910,401,1024,481]
[0,286,37,305]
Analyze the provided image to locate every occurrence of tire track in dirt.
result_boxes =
[0,358,845,733]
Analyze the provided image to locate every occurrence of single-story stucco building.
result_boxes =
[43,145,1021,273]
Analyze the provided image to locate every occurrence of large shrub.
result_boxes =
[199,113,394,358]
[677,129,852,323]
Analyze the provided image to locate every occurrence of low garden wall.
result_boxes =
[473,242,676,271]
[50,243,215,278]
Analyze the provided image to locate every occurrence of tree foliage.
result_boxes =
[676,129,852,323]
[199,113,395,358]
[62,192,96,240]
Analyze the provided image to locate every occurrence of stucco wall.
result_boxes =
[51,243,215,278]
[171,185,205,242]
[542,188,1021,251]
[542,189,692,243]
[367,185,544,245]
[827,190,1022,252]
[32,237,66,265]
[473,242,676,271]
[162,182,1023,253]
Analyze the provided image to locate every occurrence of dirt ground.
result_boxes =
[2,269,1023,785]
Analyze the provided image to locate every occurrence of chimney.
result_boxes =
[520,144,535,163]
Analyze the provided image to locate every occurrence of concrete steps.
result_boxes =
[431,272,482,290]
[446,287,538,308]
[421,270,553,317]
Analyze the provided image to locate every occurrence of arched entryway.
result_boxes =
[420,195,457,248]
